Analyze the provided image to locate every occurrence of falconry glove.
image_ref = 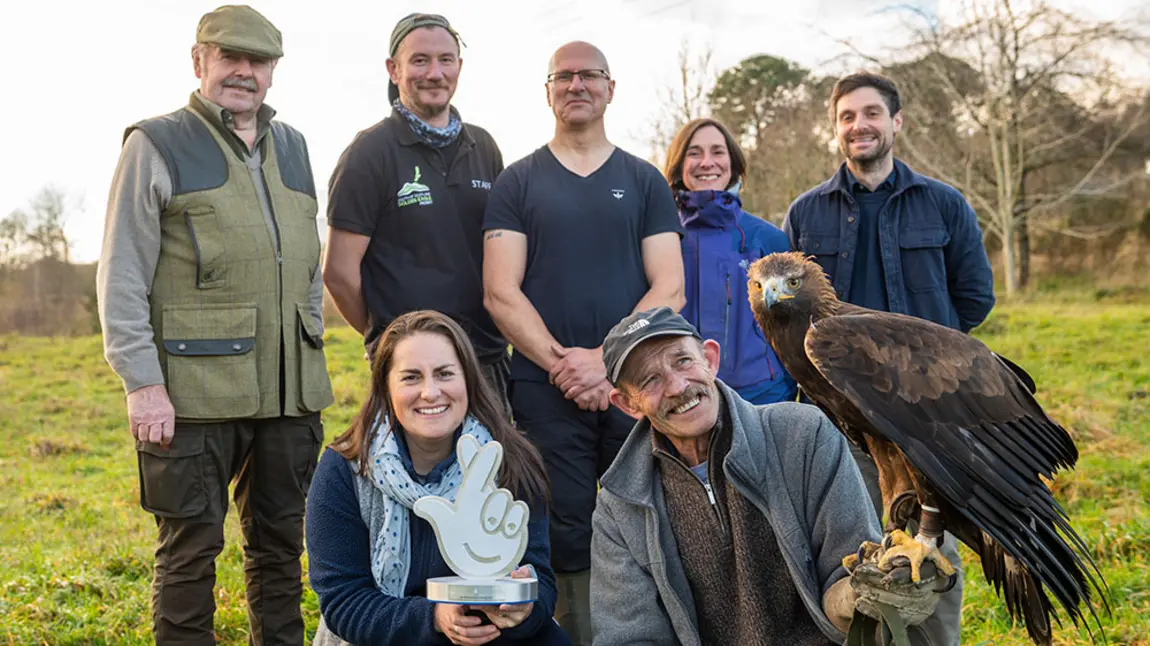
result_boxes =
[846,561,950,646]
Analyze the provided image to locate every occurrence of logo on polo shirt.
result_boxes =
[397,166,433,207]
[611,189,625,199]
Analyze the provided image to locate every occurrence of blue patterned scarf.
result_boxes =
[392,99,462,149]
[366,413,494,596]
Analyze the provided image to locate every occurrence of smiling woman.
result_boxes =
[660,118,798,406]
[305,310,570,646]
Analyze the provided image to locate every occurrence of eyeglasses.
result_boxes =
[546,69,611,85]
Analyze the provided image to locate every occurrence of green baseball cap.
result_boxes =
[387,13,464,102]
[196,5,283,59]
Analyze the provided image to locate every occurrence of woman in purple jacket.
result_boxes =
[662,118,797,404]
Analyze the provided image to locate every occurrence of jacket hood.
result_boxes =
[677,190,742,230]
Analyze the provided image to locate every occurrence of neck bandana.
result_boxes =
[393,99,462,149]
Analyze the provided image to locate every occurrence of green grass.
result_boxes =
[960,302,1150,646]
[1,299,1148,644]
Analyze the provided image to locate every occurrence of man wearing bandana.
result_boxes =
[324,13,510,407]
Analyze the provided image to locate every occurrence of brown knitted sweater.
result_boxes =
[655,406,832,645]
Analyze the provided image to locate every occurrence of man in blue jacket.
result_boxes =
[784,70,994,638]
[783,71,994,333]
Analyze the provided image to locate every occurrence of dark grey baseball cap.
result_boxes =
[603,307,702,385]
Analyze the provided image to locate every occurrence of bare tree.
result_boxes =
[641,39,716,166]
[886,0,1149,295]
[0,186,88,335]
[0,210,29,277]
[22,186,73,263]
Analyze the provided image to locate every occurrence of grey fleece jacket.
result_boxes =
[589,381,961,645]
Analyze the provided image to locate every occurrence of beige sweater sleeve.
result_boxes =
[96,130,171,393]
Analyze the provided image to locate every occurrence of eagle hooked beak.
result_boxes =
[762,277,796,309]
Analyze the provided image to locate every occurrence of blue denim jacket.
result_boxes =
[783,160,995,332]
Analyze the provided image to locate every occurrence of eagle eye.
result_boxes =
[753,280,762,290]
[786,277,802,289]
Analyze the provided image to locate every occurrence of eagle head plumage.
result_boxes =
[746,251,838,332]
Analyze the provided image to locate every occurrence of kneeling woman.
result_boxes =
[307,311,569,646]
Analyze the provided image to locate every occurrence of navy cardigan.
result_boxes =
[306,447,567,645]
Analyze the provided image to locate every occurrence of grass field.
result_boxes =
[1,296,1147,645]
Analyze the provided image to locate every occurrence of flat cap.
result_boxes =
[197,5,283,59]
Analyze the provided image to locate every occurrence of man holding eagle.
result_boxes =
[588,69,1104,646]
[589,271,1104,645]
[588,306,964,645]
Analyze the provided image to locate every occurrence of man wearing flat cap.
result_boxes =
[588,307,961,645]
[324,13,510,406]
[96,5,332,644]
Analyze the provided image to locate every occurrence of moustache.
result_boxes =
[849,129,882,141]
[223,77,258,92]
[416,81,450,91]
[660,384,709,417]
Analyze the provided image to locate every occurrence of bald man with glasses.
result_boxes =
[481,41,685,645]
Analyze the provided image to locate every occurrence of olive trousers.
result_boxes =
[135,413,323,645]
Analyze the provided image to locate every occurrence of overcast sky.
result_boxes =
[0,0,1142,263]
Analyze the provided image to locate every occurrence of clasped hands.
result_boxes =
[549,344,611,412]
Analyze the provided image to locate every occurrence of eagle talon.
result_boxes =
[933,571,959,594]
[875,529,957,583]
[843,540,884,573]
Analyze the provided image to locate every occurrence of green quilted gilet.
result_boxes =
[129,103,334,420]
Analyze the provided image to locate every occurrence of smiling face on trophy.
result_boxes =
[413,435,530,579]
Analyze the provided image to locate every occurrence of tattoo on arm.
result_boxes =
[485,231,503,240]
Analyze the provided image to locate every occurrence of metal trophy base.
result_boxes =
[426,576,538,604]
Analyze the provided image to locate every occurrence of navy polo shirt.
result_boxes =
[847,167,896,312]
[327,113,507,362]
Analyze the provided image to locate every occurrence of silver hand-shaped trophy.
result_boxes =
[413,435,538,604]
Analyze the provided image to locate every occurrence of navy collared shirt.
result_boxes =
[847,166,897,312]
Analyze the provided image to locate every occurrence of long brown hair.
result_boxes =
[662,117,747,193]
[330,311,548,504]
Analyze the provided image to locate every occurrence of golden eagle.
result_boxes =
[746,251,1106,645]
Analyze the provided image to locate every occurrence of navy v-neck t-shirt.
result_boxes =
[483,145,681,383]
